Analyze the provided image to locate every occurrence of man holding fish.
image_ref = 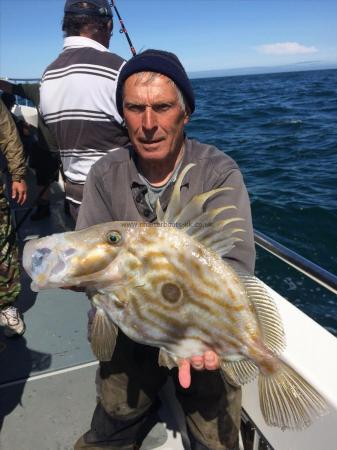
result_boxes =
[24,49,327,448]
[73,50,255,449]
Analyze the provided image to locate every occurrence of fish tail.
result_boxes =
[90,307,118,361]
[258,360,328,430]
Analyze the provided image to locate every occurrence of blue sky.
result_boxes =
[0,0,337,78]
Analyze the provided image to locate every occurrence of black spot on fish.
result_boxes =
[161,283,182,303]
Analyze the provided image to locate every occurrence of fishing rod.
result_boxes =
[110,1,137,56]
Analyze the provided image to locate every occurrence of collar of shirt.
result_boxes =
[63,36,109,52]
[127,140,192,221]
[128,138,192,186]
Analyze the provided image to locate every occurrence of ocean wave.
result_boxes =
[261,119,303,128]
[188,69,337,333]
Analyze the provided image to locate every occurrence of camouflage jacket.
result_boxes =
[0,98,26,183]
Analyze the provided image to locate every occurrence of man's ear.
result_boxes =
[183,112,190,125]
[107,19,113,34]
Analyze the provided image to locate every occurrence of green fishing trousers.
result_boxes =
[74,331,241,450]
[0,187,21,308]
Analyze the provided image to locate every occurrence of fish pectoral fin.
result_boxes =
[90,307,118,361]
[220,357,259,387]
[259,360,328,430]
[237,273,286,355]
[158,348,179,369]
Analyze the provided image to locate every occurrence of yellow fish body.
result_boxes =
[23,164,327,431]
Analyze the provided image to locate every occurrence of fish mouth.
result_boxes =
[23,238,77,291]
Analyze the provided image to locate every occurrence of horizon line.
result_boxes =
[2,61,337,82]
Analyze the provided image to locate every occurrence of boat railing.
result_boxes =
[240,409,275,450]
[7,78,40,82]
[1,77,40,107]
[254,229,337,295]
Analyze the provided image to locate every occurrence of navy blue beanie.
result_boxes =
[116,49,195,117]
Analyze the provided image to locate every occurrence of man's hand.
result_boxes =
[11,180,27,205]
[178,351,219,388]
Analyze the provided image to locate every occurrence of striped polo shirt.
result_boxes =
[40,36,129,197]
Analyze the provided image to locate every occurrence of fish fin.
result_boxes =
[238,272,286,355]
[211,237,244,256]
[162,163,196,222]
[191,218,245,257]
[175,189,234,228]
[221,357,259,386]
[158,348,179,369]
[90,307,118,361]
[181,205,237,231]
[220,367,241,387]
[259,360,328,430]
[155,198,165,222]
[201,226,245,249]
[159,163,244,256]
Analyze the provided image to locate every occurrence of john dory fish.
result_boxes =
[23,164,327,430]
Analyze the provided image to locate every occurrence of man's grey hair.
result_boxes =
[123,71,189,114]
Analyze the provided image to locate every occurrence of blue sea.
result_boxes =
[187,69,337,336]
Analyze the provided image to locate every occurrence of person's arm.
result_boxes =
[0,99,27,205]
[76,163,114,230]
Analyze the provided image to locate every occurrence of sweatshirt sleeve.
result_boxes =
[0,99,26,181]
[76,163,114,230]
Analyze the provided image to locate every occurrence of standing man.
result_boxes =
[74,50,256,450]
[0,80,61,221]
[0,99,27,337]
[40,0,129,220]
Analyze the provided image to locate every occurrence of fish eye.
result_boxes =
[106,231,122,245]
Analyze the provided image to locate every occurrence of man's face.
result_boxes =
[123,74,189,163]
